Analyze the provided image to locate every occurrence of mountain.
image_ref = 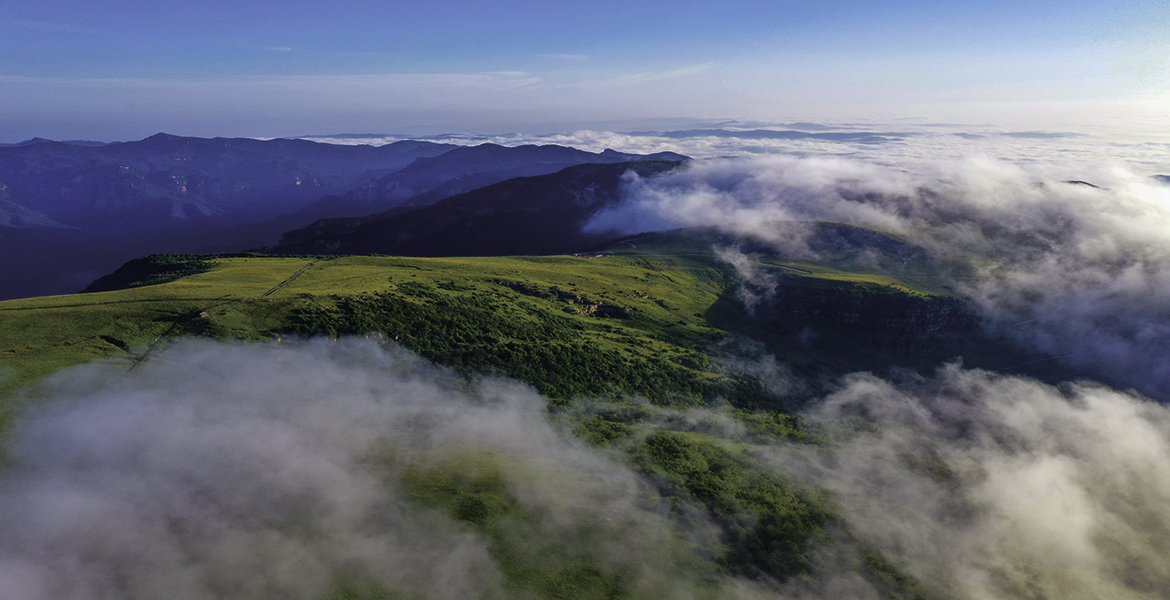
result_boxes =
[645,128,909,143]
[206,144,690,254]
[269,161,683,256]
[0,138,112,147]
[3,149,1166,599]
[0,182,73,229]
[0,134,459,234]
[0,235,1098,599]
[347,143,688,208]
[0,136,693,300]
[0,134,458,300]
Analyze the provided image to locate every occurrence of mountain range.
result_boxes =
[5,137,1170,599]
[268,160,681,257]
[0,134,685,300]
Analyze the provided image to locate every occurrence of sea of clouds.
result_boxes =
[300,122,1170,176]
[5,131,1170,599]
[2,335,1169,599]
[0,340,708,600]
[586,153,1170,401]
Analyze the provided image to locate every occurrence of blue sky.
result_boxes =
[2,1,1168,141]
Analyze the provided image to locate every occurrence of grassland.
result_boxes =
[2,225,1052,409]
[1,238,1026,598]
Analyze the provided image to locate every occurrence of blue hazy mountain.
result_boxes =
[269,161,683,257]
[0,136,685,300]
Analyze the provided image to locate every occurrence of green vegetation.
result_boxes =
[288,282,721,405]
[2,228,1064,598]
[397,449,702,600]
[0,255,316,399]
[81,251,330,293]
[636,431,834,579]
[81,253,218,292]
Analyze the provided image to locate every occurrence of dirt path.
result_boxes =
[261,260,317,297]
[127,260,319,371]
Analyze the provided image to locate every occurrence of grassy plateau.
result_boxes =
[0,229,1060,599]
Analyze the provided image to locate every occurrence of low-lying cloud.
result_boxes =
[299,125,1170,174]
[587,155,1170,400]
[0,338,699,600]
[4,337,1170,599]
[779,365,1170,600]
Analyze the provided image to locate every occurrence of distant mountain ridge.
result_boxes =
[270,161,684,257]
[338,143,688,209]
[0,138,113,147]
[0,134,687,300]
[201,143,688,255]
[0,133,459,234]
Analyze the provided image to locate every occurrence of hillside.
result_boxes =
[0,232,1146,599]
[270,161,684,256]
[0,135,454,300]
[3,225,1071,405]
[0,137,684,301]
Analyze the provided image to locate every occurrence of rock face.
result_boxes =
[498,280,633,319]
[776,286,975,335]
[738,280,981,356]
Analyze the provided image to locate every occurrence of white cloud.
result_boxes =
[586,153,1170,399]
[0,338,708,600]
[775,366,1170,600]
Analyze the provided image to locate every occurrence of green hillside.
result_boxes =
[0,229,1066,599]
[2,232,1039,407]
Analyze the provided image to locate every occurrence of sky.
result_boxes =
[2,0,1169,143]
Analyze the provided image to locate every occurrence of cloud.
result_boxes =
[585,154,1170,400]
[0,338,710,600]
[290,124,1170,175]
[770,365,1170,600]
[4,337,1170,599]
[713,245,780,315]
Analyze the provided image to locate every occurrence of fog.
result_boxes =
[5,149,1170,598]
[587,155,1170,400]
[0,339,709,600]
[3,335,1170,599]
[300,126,1170,176]
[779,366,1170,600]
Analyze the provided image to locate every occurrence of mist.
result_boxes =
[587,155,1170,400]
[3,334,1170,598]
[0,338,713,600]
[775,365,1170,600]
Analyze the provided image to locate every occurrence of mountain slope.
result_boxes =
[348,143,689,209]
[0,253,884,599]
[207,144,690,254]
[0,134,458,233]
[0,137,686,300]
[4,223,1143,600]
[270,161,683,256]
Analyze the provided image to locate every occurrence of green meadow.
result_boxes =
[0,233,1041,599]
[1,229,1041,409]
[1,252,734,404]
